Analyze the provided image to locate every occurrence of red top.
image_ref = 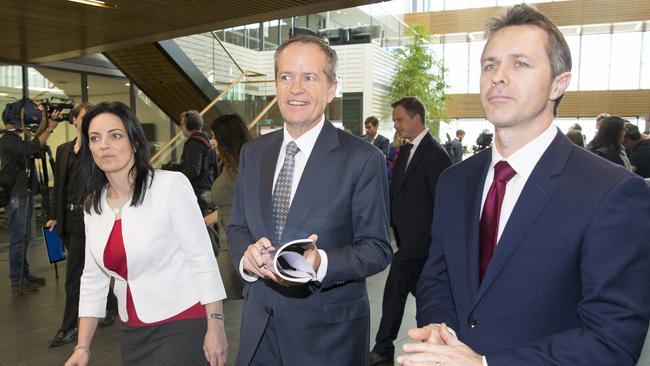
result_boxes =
[103,219,205,326]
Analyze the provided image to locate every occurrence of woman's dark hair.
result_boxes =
[589,116,626,155]
[566,130,585,148]
[81,101,154,214]
[211,113,251,175]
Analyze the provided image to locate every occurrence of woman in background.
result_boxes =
[589,116,630,169]
[204,113,251,300]
[65,102,227,366]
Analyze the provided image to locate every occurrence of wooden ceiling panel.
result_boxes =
[406,0,650,35]
[2,0,379,64]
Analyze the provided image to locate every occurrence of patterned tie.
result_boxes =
[272,141,300,244]
[479,160,516,282]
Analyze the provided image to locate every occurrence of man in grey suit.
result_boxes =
[228,35,392,366]
[364,116,390,157]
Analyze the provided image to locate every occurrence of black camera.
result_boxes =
[42,97,75,123]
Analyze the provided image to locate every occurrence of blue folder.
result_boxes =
[42,226,66,263]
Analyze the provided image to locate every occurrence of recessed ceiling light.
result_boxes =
[66,0,115,9]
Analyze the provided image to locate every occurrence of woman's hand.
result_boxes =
[64,348,90,366]
[204,321,228,366]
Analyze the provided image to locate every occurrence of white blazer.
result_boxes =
[79,170,226,323]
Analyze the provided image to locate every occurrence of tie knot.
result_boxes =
[285,141,300,157]
[494,160,516,183]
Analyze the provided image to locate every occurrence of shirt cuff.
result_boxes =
[239,258,258,283]
[314,249,328,282]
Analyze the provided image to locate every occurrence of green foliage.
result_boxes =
[388,24,447,137]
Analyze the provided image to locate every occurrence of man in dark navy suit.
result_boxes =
[228,35,391,366]
[364,116,390,157]
[399,5,650,366]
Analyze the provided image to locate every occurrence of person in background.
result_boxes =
[204,113,251,300]
[364,116,390,157]
[46,103,118,348]
[164,110,215,212]
[65,102,227,366]
[369,97,451,365]
[451,129,465,164]
[622,122,650,178]
[566,129,586,148]
[0,102,60,294]
[589,116,630,169]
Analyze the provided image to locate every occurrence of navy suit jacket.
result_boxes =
[364,133,390,156]
[228,120,392,366]
[416,130,650,365]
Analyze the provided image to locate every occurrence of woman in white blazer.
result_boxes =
[65,102,227,366]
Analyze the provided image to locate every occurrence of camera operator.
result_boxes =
[0,104,60,294]
[45,103,118,347]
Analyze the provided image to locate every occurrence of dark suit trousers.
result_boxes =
[60,212,117,331]
[247,312,282,366]
[373,251,428,357]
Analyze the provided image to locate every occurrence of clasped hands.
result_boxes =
[396,323,483,366]
[242,234,320,286]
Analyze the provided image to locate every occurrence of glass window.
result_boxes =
[609,32,642,90]
[279,18,291,44]
[27,67,82,154]
[578,33,611,90]
[263,20,280,51]
[468,0,496,8]
[468,39,485,93]
[443,41,469,93]
[134,86,173,158]
[87,74,130,106]
[0,65,23,118]
[445,0,469,10]
[247,23,261,50]
[641,31,650,89]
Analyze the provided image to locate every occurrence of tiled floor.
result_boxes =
[0,241,648,365]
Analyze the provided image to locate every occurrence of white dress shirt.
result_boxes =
[240,116,329,283]
[478,123,556,366]
[406,128,429,169]
[480,124,557,243]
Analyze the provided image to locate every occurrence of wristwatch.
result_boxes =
[46,127,55,133]
[207,313,224,321]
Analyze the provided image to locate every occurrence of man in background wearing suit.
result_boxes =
[451,129,465,164]
[46,103,117,348]
[364,116,390,157]
[228,35,392,366]
[369,97,450,366]
[399,5,650,366]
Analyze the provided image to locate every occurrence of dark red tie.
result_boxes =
[479,161,516,282]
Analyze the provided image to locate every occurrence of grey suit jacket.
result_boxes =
[228,120,392,366]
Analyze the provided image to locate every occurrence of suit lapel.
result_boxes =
[281,121,340,242]
[260,132,283,238]
[464,151,491,297]
[393,133,432,194]
[472,132,571,309]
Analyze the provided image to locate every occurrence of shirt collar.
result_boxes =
[281,116,325,157]
[491,124,557,181]
[410,128,429,149]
